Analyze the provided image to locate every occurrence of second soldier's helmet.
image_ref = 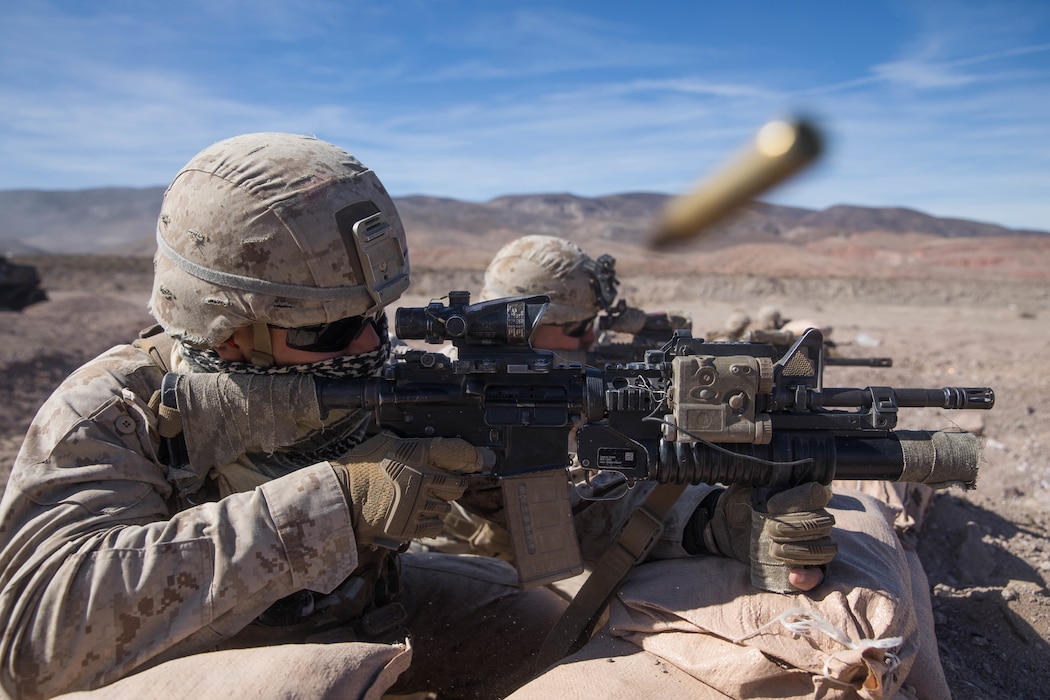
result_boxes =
[724,310,751,336]
[150,132,410,349]
[756,305,784,330]
[479,235,618,325]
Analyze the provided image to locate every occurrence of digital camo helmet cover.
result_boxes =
[150,132,410,347]
[479,234,618,325]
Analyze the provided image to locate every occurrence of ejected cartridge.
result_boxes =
[650,118,822,247]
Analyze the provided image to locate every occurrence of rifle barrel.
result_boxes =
[819,386,995,410]
[825,357,893,367]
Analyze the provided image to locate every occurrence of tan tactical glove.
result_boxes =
[705,482,838,593]
[332,432,489,549]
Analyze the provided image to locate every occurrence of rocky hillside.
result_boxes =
[0,187,166,255]
[2,187,1045,261]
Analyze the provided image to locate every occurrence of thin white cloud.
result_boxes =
[872,43,1050,89]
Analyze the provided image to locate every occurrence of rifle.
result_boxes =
[824,355,894,368]
[741,328,893,367]
[595,313,893,367]
[314,291,992,588]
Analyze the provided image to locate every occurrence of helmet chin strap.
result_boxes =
[251,322,276,368]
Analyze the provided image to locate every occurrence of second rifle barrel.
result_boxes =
[819,387,995,410]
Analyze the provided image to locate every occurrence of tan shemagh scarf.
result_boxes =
[168,326,389,496]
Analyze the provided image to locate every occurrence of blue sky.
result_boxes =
[1,1,1048,231]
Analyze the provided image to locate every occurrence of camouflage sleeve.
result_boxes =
[0,346,358,699]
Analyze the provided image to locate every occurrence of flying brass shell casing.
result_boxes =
[649,119,823,248]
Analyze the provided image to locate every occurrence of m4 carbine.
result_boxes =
[317,291,993,587]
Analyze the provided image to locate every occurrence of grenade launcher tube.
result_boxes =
[642,430,980,488]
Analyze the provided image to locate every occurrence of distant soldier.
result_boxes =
[719,304,837,354]
[478,234,613,366]
[706,309,752,341]
[755,303,784,330]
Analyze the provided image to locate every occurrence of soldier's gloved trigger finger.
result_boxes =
[427,438,490,473]
[476,447,496,470]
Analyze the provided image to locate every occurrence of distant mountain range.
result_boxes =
[1,186,1045,261]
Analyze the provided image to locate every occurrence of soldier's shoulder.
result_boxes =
[49,344,167,410]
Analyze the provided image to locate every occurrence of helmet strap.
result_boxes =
[250,322,276,368]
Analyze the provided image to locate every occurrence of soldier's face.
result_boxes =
[530,322,596,352]
[215,323,381,366]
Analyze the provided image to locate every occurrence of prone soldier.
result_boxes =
[0,133,567,699]
[716,304,893,367]
[436,234,962,698]
[479,234,692,367]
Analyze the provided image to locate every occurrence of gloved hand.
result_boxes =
[332,432,490,549]
[702,482,838,593]
[604,305,649,334]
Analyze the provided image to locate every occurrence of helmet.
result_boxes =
[479,235,618,325]
[150,132,410,348]
[782,318,832,338]
[724,311,751,336]
[756,305,784,330]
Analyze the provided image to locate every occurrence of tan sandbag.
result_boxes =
[54,641,411,700]
[517,489,948,699]
[507,631,728,699]
[608,490,940,698]
[833,480,934,536]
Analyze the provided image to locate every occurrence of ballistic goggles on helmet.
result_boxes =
[277,314,379,352]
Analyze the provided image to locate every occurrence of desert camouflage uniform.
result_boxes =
[0,341,564,699]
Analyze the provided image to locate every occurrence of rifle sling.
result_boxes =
[531,481,687,676]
